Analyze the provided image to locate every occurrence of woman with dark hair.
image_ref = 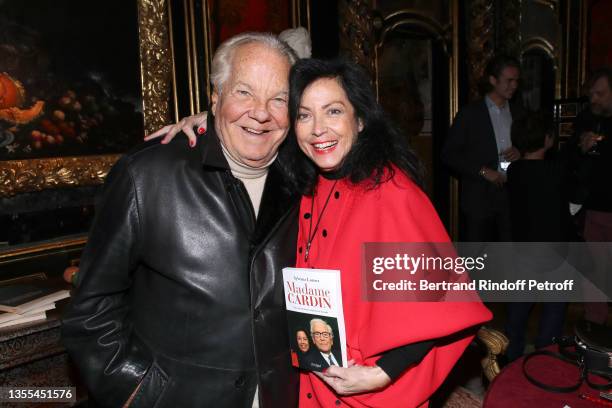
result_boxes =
[505,112,573,361]
[284,59,490,407]
[149,58,491,407]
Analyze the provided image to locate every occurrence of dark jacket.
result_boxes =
[299,349,342,372]
[507,159,575,241]
[442,99,523,217]
[61,124,300,408]
[571,110,612,212]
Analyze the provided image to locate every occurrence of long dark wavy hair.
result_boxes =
[280,58,424,195]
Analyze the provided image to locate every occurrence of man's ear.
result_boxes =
[358,118,364,132]
[211,89,219,114]
[489,75,497,87]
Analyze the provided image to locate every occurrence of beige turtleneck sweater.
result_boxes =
[220,142,276,218]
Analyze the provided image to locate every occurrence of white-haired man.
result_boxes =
[300,318,341,371]
[62,33,299,408]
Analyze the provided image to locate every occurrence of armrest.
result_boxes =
[477,326,509,382]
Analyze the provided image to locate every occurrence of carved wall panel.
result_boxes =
[339,0,376,75]
[498,0,522,57]
[467,0,495,100]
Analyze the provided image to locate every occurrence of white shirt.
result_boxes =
[485,95,513,171]
[321,352,339,366]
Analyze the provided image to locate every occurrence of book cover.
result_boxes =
[282,267,347,372]
[0,285,70,314]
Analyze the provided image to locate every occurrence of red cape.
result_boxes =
[296,170,492,408]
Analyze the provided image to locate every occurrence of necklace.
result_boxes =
[304,180,338,262]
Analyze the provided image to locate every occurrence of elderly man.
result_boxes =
[299,318,340,371]
[61,33,299,408]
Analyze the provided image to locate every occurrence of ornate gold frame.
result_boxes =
[0,0,173,198]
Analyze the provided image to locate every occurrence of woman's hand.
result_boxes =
[314,363,391,395]
[144,112,208,147]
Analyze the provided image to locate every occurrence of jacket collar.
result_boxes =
[198,113,230,170]
[252,157,300,245]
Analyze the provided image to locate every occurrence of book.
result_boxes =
[282,267,347,372]
[0,303,56,324]
[0,311,47,329]
[0,285,70,314]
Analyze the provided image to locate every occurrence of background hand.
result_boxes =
[579,131,601,153]
[502,146,520,162]
[314,365,391,396]
[144,112,208,147]
[482,168,506,187]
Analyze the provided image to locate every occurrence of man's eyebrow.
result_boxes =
[233,81,253,90]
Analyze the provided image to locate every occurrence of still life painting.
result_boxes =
[0,0,143,161]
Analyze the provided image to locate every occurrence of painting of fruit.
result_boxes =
[0,0,143,160]
[0,0,147,247]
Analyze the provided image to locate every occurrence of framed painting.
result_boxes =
[0,0,172,253]
[0,0,172,197]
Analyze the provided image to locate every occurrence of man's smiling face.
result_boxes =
[211,42,291,168]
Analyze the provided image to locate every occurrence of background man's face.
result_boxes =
[311,321,333,353]
[489,66,520,102]
[589,77,612,116]
[211,43,291,167]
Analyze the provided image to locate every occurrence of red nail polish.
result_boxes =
[189,140,195,147]
[198,127,206,134]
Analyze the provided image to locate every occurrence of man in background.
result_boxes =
[572,67,612,324]
[442,55,523,242]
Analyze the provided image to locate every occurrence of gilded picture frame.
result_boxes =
[0,0,172,198]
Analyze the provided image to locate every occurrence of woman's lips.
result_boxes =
[312,140,338,154]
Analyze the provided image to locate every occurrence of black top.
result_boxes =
[507,159,574,241]
[573,111,612,212]
[375,340,435,380]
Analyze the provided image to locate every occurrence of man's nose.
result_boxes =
[249,101,271,122]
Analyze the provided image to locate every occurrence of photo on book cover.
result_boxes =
[288,310,343,372]
[283,267,347,370]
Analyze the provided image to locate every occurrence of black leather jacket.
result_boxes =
[61,126,300,408]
